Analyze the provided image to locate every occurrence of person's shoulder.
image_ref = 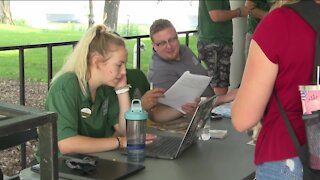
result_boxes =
[150,53,171,67]
[264,6,307,28]
[151,51,160,61]
[50,72,79,91]
[179,44,189,51]
[269,6,297,17]
[127,69,147,81]
[258,7,293,27]
[180,45,197,58]
[180,45,194,55]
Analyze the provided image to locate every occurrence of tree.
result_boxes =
[103,0,120,31]
[88,0,94,28]
[0,0,14,25]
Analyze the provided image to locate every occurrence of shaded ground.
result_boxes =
[0,78,48,176]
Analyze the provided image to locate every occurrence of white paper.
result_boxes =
[158,71,212,113]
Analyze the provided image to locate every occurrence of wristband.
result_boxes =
[115,84,131,95]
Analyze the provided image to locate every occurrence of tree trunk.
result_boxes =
[103,0,120,32]
[0,0,14,25]
[88,0,94,28]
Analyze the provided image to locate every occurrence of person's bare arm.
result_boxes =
[58,133,156,154]
[249,7,269,19]
[113,91,130,136]
[245,0,269,19]
[58,135,125,154]
[142,88,199,122]
[231,40,278,132]
[148,104,184,123]
[209,6,249,22]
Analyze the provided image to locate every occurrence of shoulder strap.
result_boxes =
[275,91,301,149]
[286,1,320,31]
[286,1,320,84]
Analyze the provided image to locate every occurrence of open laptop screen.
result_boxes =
[177,96,216,155]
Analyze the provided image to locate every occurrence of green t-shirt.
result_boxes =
[247,0,273,34]
[37,69,149,160]
[198,0,233,46]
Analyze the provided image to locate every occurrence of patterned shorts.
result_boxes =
[197,41,233,88]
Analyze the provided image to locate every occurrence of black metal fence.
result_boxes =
[0,30,197,106]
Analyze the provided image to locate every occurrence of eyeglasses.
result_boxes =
[154,36,178,48]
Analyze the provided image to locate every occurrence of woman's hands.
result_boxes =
[114,72,128,90]
[119,133,157,148]
[146,133,157,144]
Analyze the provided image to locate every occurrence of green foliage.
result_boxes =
[0,24,198,82]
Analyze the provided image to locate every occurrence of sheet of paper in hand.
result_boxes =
[158,71,212,113]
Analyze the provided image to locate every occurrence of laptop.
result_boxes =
[31,154,145,180]
[144,95,216,159]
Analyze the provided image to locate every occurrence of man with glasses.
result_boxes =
[147,19,214,97]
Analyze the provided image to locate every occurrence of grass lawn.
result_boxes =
[0,24,198,82]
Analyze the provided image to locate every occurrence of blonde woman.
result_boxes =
[45,24,157,154]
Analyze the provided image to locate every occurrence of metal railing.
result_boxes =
[0,30,197,106]
[0,29,197,171]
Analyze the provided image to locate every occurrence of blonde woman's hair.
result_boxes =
[51,24,125,96]
[270,0,301,11]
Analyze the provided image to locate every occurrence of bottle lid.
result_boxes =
[125,99,148,120]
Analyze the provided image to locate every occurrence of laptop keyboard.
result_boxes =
[147,136,181,156]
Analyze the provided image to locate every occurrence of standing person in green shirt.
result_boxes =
[197,0,248,97]
[45,24,162,155]
[244,0,274,60]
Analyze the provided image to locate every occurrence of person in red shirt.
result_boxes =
[231,1,319,179]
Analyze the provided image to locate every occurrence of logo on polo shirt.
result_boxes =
[81,108,91,118]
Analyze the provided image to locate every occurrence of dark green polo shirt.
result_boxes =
[45,72,119,141]
[45,69,149,142]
